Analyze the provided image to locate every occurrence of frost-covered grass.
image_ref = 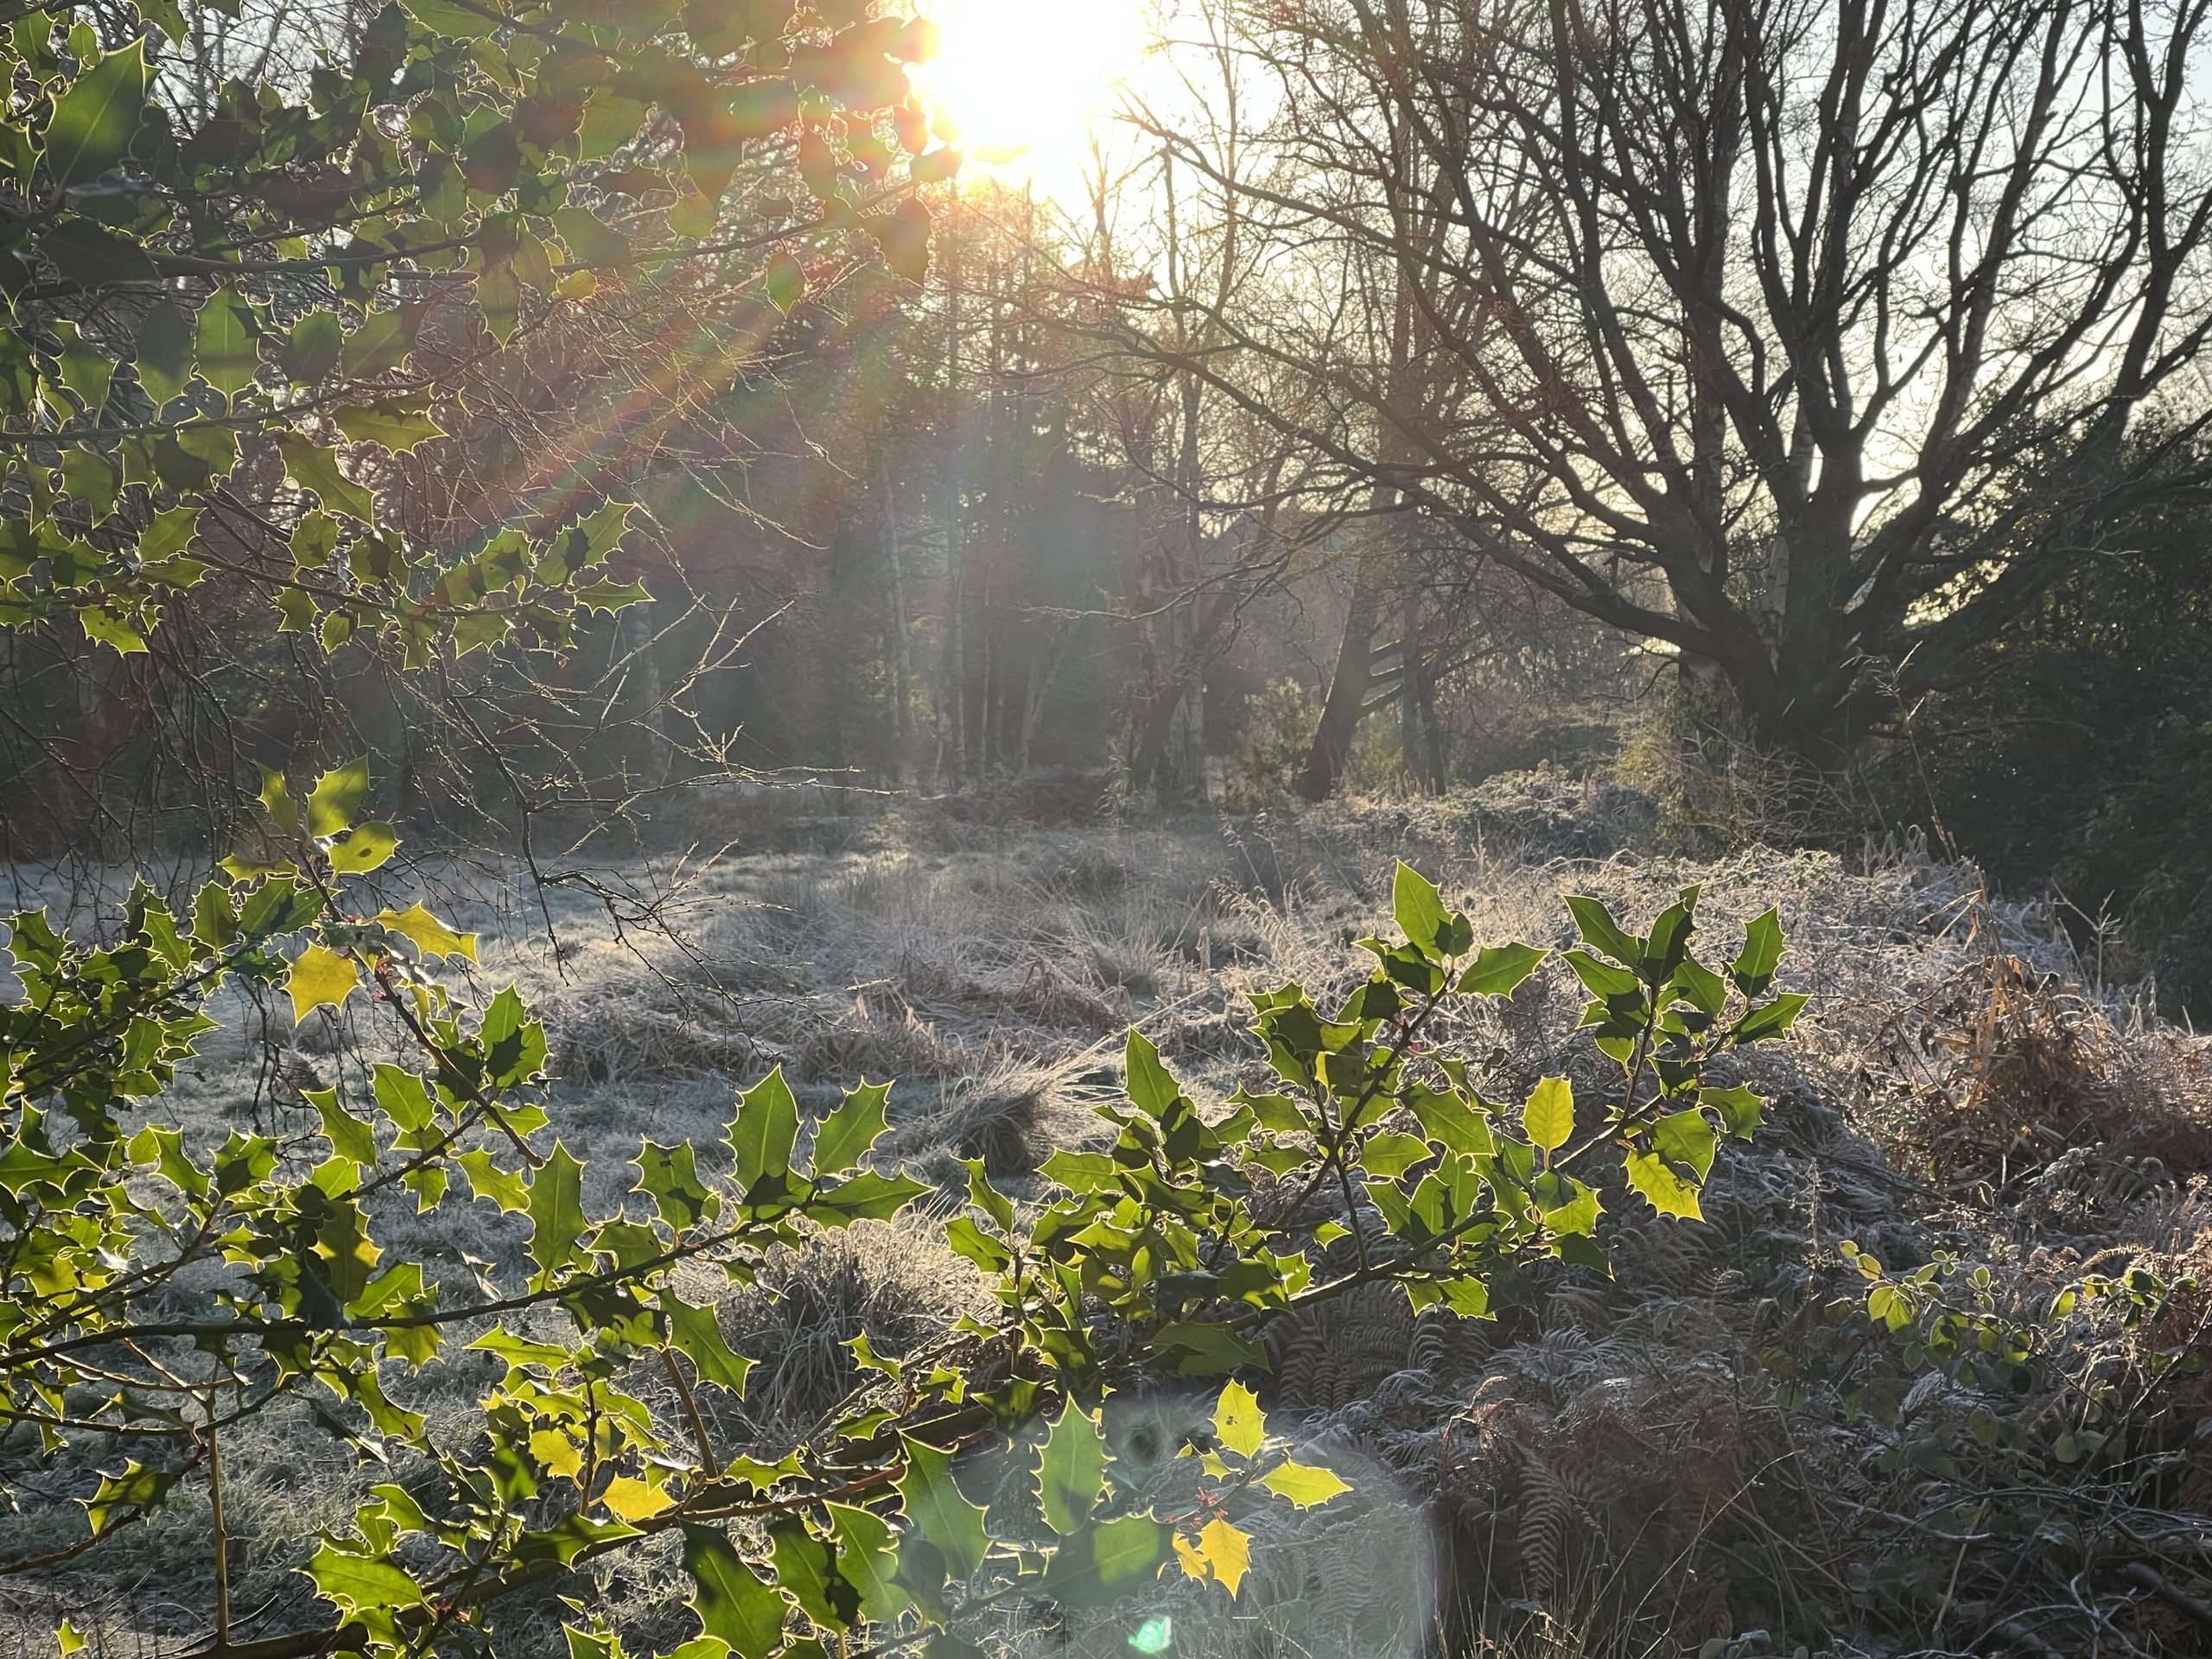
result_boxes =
[7,780,2209,1658]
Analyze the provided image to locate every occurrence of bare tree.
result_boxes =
[1142,0,2212,760]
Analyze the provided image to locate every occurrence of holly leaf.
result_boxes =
[309,1087,378,1169]
[728,1068,799,1195]
[375,901,478,961]
[681,1527,785,1659]
[328,823,397,875]
[524,1142,588,1280]
[278,435,375,521]
[287,943,358,1022]
[664,1294,752,1392]
[1123,1028,1179,1116]
[763,251,804,314]
[1392,861,1446,953]
[810,1080,889,1174]
[1211,1380,1265,1459]
[897,1435,989,1579]
[41,219,159,288]
[1700,1084,1764,1141]
[1651,1107,1717,1182]
[46,40,148,188]
[1731,907,1784,994]
[333,401,444,453]
[1034,1399,1105,1535]
[457,1150,528,1211]
[826,1503,909,1622]
[1624,1149,1703,1220]
[1521,1075,1573,1155]
[135,300,193,403]
[1260,1459,1351,1509]
[304,1542,426,1616]
[307,756,370,835]
[1195,1516,1250,1598]
[193,286,260,398]
[601,1475,673,1522]
[1458,941,1546,997]
[1565,893,1640,965]
[77,606,145,656]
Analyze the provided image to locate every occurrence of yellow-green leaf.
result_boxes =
[524,1143,588,1280]
[601,1474,672,1522]
[457,1149,528,1211]
[1211,1379,1265,1459]
[45,40,148,188]
[1035,1399,1106,1535]
[332,401,444,454]
[193,285,260,399]
[376,901,478,961]
[328,822,397,874]
[1522,1075,1573,1155]
[287,943,358,1022]
[308,1086,377,1169]
[1196,1516,1250,1598]
[278,435,374,521]
[1624,1149,1703,1220]
[307,756,369,835]
[1260,1458,1351,1509]
[77,604,145,656]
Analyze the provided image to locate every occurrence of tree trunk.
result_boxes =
[1398,587,1446,792]
[880,471,912,785]
[1298,528,1389,801]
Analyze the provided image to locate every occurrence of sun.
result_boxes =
[906,0,1149,193]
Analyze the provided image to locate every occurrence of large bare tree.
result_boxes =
[1142,0,2212,760]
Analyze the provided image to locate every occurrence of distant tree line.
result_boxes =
[6,0,2210,1004]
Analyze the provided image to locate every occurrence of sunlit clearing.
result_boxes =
[908,0,1148,193]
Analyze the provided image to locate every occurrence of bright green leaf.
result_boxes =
[1521,1075,1573,1155]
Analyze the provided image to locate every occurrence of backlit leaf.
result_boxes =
[1034,1399,1105,1535]
[524,1142,588,1279]
[307,756,369,836]
[1458,941,1546,997]
[1211,1379,1264,1459]
[1651,1107,1718,1182]
[1124,1028,1179,1116]
[45,41,147,188]
[1521,1075,1573,1155]
[287,943,357,1022]
[1625,1149,1703,1220]
[728,1068,799,1194]
[810,1079,889,1174]
[1261,1459,1351,1509]
[1195,1516,1250,1598]
[193,286,260,398]
[1392,861,1446,952]
[333,401,444,454]
[376,901,478,960]
[665,1294,752,1392]
[897,1435,989,1579]
[327,823,397,874]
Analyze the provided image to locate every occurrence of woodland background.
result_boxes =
[10,1,2212,1656]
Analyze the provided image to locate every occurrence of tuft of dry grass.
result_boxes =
[713,1223,986,1446]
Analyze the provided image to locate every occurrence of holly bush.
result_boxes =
[0,3,1812,1650]
[3,0,946,659]
[2,802,1806,1655]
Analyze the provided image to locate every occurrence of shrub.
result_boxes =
[1882,502,2212,1015]
[3,831,1806,1658]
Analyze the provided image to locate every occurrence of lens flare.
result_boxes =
[1127,1616,1173,1654]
